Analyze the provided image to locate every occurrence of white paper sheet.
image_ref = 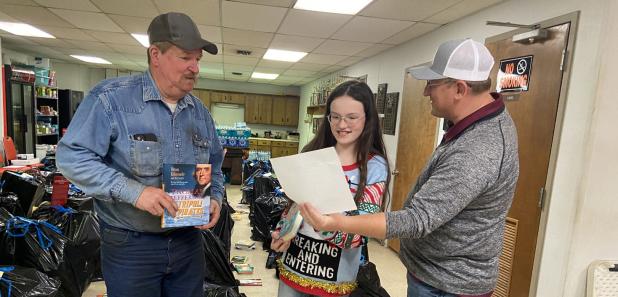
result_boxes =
[270,147,357,214]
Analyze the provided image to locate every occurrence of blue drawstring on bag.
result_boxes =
[0,266,15,297]
[6,217,63,250]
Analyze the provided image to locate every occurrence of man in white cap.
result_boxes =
[300,39,520,296]
[57,12,223,297]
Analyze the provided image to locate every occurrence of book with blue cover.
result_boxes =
[161,163,211,228]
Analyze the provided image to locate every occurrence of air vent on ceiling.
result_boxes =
[236,49,252,56]
[232,72,243,76]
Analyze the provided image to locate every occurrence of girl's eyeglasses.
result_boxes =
[327,113,364,124]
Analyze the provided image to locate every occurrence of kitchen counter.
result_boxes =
[249,137,299,143]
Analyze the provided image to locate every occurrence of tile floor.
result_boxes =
[82,185,408,297]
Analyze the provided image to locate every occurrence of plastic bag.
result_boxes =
[202,230,237,287]
[251,189,288,243]
[0,192,25,217]
[349,262,390,297]
[30,205,101,297]
[203,283,245,297]
[0,266,61,297]
[211,197,235,260]
[0,208,17,265]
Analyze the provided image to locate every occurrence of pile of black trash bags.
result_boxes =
[0,170,101,297]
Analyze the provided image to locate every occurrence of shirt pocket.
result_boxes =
[129,139,162,177]
[192,137,211,164]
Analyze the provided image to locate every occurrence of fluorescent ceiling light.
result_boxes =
[0,22,55,38]
[70,55,112,64]
[293,0,373,15]
[131,33,149,48]
[251,72,279,80]
[264,49,307,62]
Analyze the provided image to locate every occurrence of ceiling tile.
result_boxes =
[197,25,222,44]
[222,44,267,59]
[253,66,285,74]
[84,30,140,46]
[269,34,324,52]
[278,9,352,38]
[282,69,317,77]
[201,52,223,63]
[321,65,346,74]
[0,0,38,5]
[224,64,255,73]
[67,39,115,52]
[233,0,293,7]
[153,0,220,26]
[50,8,124,32]
[225,73,250,81]
[312,39,373,56]
[108,14,151,34]
[425,0,503,24]
[222,1,287,33]
[337,56,364,66]
[42,26,97,41]
[0,4,74,27]
[0,9,18,22]
[288,62,328,72]
[257,59,293,69]
[381,22,441,45]
[276,75,304,82]
[90,0,159,18]
[354,44,394,58]
[33,0,100,11]
[331,16,413,43]
[222,28,273,48]
[300,53,347,65]
[107,43,147,55]
[360,0,461,21]
[28,37,74,48]
[200,64,223,75]
[223,55,259,66]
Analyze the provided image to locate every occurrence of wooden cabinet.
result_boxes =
[211,91,245,104]
[256,139,271,151]
[271,96,299,126]
[249,138,299,157]
[245,94,272,124]
[193,89,211,109]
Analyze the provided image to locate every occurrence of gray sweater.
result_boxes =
[386,106,519,295]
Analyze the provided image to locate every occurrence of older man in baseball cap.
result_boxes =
[299,38,520,297]
[57,12,224,297]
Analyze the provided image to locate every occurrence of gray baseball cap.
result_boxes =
[148,12,218,55]
[408,39,494,81]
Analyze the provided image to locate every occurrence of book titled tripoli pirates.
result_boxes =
[161,163,211,228]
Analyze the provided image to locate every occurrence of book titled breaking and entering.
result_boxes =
[161,163,211,228]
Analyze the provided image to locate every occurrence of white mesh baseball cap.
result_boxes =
[408,39,494,81]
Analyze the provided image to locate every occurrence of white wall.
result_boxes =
[298,0,610,296]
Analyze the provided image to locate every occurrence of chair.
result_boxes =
[3,137,17,165]
[586,260,618,296]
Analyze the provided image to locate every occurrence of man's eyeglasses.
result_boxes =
[327,113,365,125]
[425,79,455,89]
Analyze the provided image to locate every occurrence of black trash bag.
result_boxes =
[249,175,280,229]
[0,171,45,216]
[0,266,61,297]
[251,190,288,243]
[349,262,390,297]
[212,197,235,260]
[66,195,94,212]
[8,216,84,297]
[203,283,245,297]
[30,204,101,291]
[0,192,25,217]
[0,208,17,265]
[202,230,237,287]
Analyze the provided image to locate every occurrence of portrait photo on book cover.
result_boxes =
[193,163,212,197]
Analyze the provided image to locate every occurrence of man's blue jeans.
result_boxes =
[407,273,457,297]
[100,222,205,297]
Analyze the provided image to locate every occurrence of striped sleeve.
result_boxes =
[321,181,385,248]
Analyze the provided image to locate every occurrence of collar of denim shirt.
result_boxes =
[142,70,195,109]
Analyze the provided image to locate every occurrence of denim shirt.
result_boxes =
[56,71,224,233]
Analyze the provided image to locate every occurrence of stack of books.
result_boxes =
[235,240,256,250]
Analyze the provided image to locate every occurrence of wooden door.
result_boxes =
[272,96,287,125]
[388,72,438,252]
[257,95,272,124]
[244,94,260,123]
[285,96,300,126]
[210,91,224,103]
[486,23,571,297]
